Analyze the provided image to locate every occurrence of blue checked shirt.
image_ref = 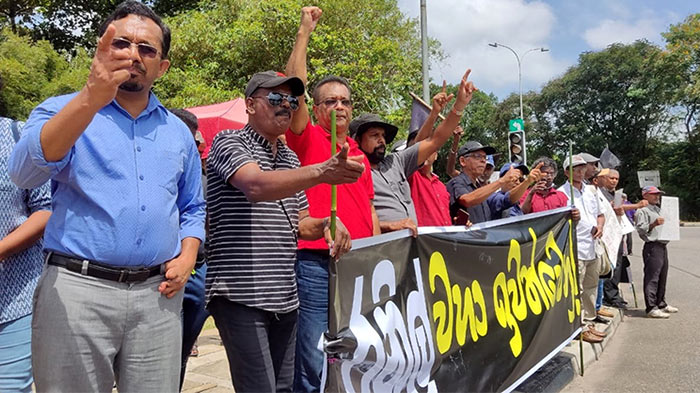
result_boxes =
[1,118,51,323]
[9,93,205,267]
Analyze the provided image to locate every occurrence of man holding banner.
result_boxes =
[558,154,607,343]
[205,71,358,392]
[283,7,381,392]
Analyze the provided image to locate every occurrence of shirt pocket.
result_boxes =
[391,171,412,205]
[158,150,184,195]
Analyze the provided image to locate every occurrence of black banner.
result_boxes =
[324,208,581,393]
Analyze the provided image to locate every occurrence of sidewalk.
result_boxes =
[181,326,234,393]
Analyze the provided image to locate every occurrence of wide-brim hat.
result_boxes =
[349,113,399,144]
[457,141,496,157]
[245,71,305,98]
[563,154,587,170]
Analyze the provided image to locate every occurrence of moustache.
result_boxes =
[129,62,146,75]
[275,108,292,118]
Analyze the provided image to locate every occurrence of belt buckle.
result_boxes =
[118,269,128,283]
[118,268,150,283]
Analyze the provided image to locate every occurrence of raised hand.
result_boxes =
[85,24,133,108]
[453,69,478,112]
[300,6,322,33]
[432,80,455,113]
[526,162,544,184]
[318,143,365,184]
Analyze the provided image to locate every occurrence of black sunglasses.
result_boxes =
[111,37,160,59]
[253,92,300,111]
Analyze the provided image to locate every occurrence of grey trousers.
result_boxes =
[32,264,183,393]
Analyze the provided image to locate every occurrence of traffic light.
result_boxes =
[508,131,526,164]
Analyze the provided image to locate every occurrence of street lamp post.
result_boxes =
[489,42,548,165]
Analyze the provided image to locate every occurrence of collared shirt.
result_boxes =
[285,122,374,250]
[9,93,205,267]
[408,170,451,226]
[372,143,420,223]
[206,125,309,313]
[447,172,491,224]
[1,118,51,324]
[635,204,668,244]
[558,181,601,260]
[519,187,569,213]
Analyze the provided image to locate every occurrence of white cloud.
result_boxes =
[398,0,570,98]
[583,18,665,49]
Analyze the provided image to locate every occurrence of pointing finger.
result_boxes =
[97,24,116,53]
[442,79,447,93]
[462,68,472,82]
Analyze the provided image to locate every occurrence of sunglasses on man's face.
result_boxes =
[111,37,160,59]
[253,92,300,111]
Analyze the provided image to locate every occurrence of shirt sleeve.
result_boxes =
[361,154,375,200]
[398,142,421,178]
[284,121,313,161]
[449,177,471,203]
[25,180,52,214]
[9,96,74,189]
[487,191,513,213]
[208,132,257,185]
[176,132,206,243]
[635,208,651,234]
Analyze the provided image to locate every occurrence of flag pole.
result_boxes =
[330,110,337,240]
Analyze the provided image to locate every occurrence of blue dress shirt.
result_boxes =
[9,93,205,267]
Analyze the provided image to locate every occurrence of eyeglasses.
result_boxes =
[252,92,300,111]
[111,37,160,58]
[318,98,352,108]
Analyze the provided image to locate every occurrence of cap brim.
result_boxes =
[468,145,496,155]
[259,76,305,97]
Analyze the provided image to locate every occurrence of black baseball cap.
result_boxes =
[245,71,305,98]
[349,113,399,144]
[458,140,496,157]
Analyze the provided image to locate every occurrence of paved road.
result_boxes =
[563,227,700,392]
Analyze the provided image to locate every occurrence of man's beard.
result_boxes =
[119,81,144,92]
[365,145,385,164]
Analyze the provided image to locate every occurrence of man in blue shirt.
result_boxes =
[8,2,205,391]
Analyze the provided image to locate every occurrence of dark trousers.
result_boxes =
[209,297,297,393]
[603,245,625,304]
[642,242,669,313]
[180,263,210,390]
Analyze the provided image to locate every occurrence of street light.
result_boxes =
[489,42,548,164]
[488,42,548,120]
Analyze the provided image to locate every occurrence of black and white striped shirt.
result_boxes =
[205,125,308,313]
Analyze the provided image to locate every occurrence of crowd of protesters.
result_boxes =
[0,1,680,392]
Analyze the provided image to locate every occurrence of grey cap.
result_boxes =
[458,141,496,157]
[349,113,399,144]
[563,154,587,170]
[245,71,305,98]
[578,152,599,163]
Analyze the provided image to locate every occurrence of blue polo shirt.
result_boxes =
[9,92,205,267]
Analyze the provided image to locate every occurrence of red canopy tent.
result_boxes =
[186,98,248,157]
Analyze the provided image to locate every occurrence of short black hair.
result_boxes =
[532,156,557,172]
[170,108,198,135]
[98,1,171,58]
[312,75,352,104]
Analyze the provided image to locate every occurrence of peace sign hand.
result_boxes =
[431,80,455,113]
[85,24,133,108]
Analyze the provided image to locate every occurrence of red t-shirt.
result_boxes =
[519,187,569,213]
[408,171,451,226]
[285,122,375,250]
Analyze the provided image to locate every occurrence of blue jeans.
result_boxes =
[180,263,209,389]
[294,251,329,393]
[596,279,604,311]
[0,314,33,393]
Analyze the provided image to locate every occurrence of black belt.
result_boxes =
[47,253,163,283]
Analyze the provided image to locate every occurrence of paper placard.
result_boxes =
[658,196,680,241]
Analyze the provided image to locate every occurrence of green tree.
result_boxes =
[661,13,700,137]
[533,41,674,199]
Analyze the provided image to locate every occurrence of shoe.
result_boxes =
[647,309,670,319]
[592,316,611,324]
[610,302,628,310]
[598,308,615,318]
[661,305,678,313]
[587,325,608,338]
[579,331,604,343]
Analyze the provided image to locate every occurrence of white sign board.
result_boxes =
[637,170,660,188]
[658,196,680,241]
[594,188,623,267]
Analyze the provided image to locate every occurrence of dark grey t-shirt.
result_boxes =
[371,142,420,223]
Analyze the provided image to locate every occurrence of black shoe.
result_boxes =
[610,302,628,310]
[592,316,611,324]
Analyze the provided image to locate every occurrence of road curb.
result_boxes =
[514,307,624,392]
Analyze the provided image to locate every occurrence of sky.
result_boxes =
[397,0,698,101]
